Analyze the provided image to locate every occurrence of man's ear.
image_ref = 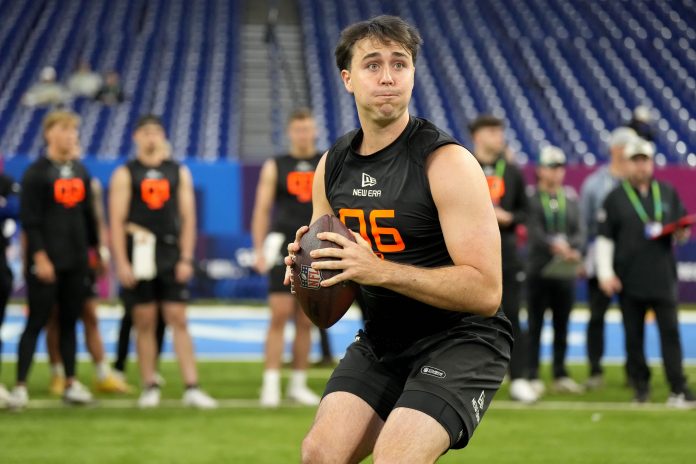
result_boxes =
[341,69,354,94]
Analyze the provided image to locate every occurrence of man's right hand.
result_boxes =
[116,260,137,289]
[494,207,514,226]
[283,225,309,290]
[253,254,268,275]
[599,275,622,297]
[33,251,55,283]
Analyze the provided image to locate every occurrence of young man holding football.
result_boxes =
[285,15,512,463]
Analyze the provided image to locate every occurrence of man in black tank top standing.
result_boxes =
[252,109,323,407]
[109,115,216,409]
[286,16,512,461]
[7,111,97,409]
[468,116,536,403]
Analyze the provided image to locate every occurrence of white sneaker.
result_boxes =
[182,388,218,409]
[509,379,538,404]
[584,374,604,391]
[529,379,546,397]
[7,386,29,410]
[0,384,10,407]
[666,391,696,409]
[138,387,161,409]
[287,385,320,406]
[553,377,585,394]
[260,380,281,408]
[63,381,94,405]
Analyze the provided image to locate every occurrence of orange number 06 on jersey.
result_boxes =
[141,178,171,210]
[53,178,85,208]
[339,209,405,256]
[287,172,314,203]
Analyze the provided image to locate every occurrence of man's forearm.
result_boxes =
[251,210,270,256]
[24,227,46,256]
[179,218,196,261]
[111,222,129,266]
[376,260,501,316]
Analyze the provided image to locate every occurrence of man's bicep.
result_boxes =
[428,147,501,270]
[108,167,131,224]
[311,152,333,223]
[178,167,196,220]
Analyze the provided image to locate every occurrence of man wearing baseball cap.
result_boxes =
[596,138,694,406]
[526,146,584,397]
[579,127,637,389]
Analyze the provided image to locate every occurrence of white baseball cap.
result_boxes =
[624,138,655,159]
[538,145,566,166]
[608,127,638,148]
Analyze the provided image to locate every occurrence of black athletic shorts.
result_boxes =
[323,313,512,450]
[269,263,290,293]
[121,269,189,305]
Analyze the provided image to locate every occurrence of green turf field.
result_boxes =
[1,361,695,463]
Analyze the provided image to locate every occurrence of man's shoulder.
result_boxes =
[603,183,625,206]
[23,157,48,179]
[407,117,461,165]
[563,185,579,201]
[581,166,607,186]
[657,179,677,194]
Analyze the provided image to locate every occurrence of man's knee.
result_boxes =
[301,433,332,464]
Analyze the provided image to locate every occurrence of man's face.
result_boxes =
[473,126,506,155]
[627,155,654,184]
[287,117,317,153]
[45,121,79,155]
[341,37,415,123]
[538,165,566,187]
[134,123,166,155]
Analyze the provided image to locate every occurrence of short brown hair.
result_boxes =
[468,115,504,135]
[334,15,423,71]
[43,110,80,135]
[287,107,314,125]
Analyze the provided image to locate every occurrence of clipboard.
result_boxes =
[650,214,696,240]
[541,256,581,279]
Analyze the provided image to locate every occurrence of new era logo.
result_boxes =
[362,173,377,188]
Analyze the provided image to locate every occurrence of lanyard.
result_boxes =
[494,158,506,178]
[622,180,662,224]
[540,188,566,234]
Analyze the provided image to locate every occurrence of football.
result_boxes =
[292,214,359,328]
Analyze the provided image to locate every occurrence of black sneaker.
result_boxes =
[633,389,650,404]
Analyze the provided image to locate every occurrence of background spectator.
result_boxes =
[67,60,103,99]
[22,66,69,107]
[95,71,125,105]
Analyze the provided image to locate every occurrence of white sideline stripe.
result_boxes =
[6,304,696,322]
[16,399,693,412]
[4,304,366,320]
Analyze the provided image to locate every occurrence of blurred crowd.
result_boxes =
[22,61,124,108]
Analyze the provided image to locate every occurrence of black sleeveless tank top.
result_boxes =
[271,153,322,236]
[325,117,468,351]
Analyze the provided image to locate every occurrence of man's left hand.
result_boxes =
[309,231,385,287]
[175,260,194,283]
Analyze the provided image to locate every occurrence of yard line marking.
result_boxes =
[12,399,693,412]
